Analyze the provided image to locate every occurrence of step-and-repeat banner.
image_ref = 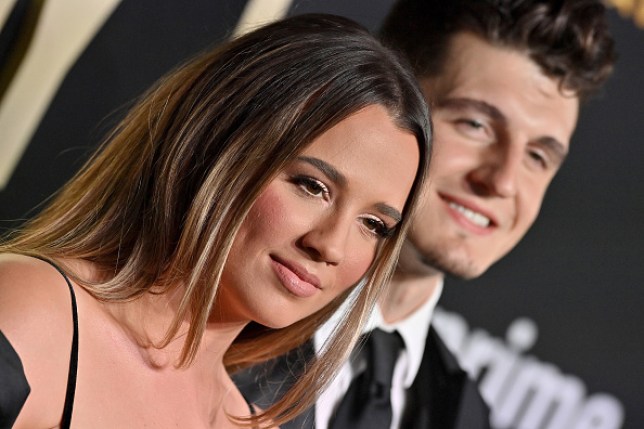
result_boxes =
[1,1,642,428]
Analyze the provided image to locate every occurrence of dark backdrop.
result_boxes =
[0,1,641,428]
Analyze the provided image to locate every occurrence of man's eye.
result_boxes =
[454,118,492,141]
[463,119,484,129]
[528,150,549,169]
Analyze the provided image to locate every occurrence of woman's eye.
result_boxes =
[293,176,329,198]
[361,216,395,239]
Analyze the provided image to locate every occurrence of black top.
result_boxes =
[0,331,30,428]
[0,257,78,429]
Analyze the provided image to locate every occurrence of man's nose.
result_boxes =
[467,143,522,198]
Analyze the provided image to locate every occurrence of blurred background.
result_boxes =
[1,1,642,427]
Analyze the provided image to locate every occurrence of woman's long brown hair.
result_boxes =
[1,14,431,427]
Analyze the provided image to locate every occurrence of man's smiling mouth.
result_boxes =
[448,201,491,228]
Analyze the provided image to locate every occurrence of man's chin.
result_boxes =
[398,240,493,280]
[421,251,488,280]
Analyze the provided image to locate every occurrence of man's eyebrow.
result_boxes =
[297,156,347,187]
[438,97,507,125]
[375,203,402,224]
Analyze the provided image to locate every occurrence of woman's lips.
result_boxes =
[270,256,321,298]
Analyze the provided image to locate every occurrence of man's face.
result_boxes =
[408,32,579,279]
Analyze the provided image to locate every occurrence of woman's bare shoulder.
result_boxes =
[0,253,75,329]
[0,253,78,427]
[0,251,77,361]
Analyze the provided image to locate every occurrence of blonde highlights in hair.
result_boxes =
[2,14,431,427]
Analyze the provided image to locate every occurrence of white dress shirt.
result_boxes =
[314,279,444,429]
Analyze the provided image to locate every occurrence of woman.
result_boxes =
[0,14,430,428]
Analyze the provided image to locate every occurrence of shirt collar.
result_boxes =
[314,277,444,387]
[372,278,443,387]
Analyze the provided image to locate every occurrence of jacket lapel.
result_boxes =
[402,327,490,429]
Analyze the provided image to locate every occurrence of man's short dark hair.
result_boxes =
[380,0,617,100]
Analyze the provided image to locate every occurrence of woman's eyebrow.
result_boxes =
[297,156,347,187]
[375,203,402,224]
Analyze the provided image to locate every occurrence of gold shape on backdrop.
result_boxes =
[0,0,121,191]
[606,0,644,28]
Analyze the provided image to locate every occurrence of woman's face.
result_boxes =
[218,105,420,328]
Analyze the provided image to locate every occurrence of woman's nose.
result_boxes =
[299,214,351,265]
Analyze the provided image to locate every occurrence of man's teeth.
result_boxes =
[449,202,491,227]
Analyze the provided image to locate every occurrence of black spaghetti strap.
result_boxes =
[33,256,78,429]
[245,396,258,429]
[241,391,256,416]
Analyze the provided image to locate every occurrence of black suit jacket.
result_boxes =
[234,327,490,429]
[402,327,490,429]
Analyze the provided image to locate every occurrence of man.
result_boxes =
[236,1,616,428]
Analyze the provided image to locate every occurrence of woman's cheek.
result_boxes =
[246,185,291,233]
[338,246,377,292]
